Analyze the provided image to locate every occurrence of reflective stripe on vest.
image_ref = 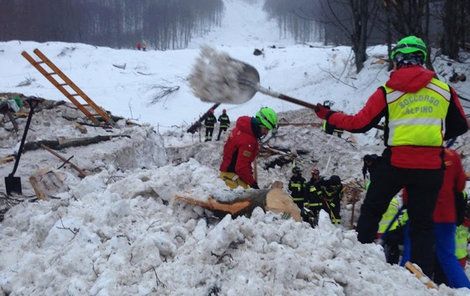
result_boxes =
[384,78,450,147]
[305,202,322,207]
[290,183,302,190]
[378,197,400,233]
[455,225,469,259]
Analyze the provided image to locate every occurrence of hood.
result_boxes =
[385,66,435,93]
[235,116,255,137]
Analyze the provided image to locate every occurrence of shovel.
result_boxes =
[189,46,321,110]
[5,97,40,195]
[189,46,384,130]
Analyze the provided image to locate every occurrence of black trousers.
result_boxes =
[205,127,214,141]
[383,227,404,264]
[357,158,443,276]
[217,127,227,141]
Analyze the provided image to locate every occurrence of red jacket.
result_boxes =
[433,149,467,223]
[327,66,468,169]
[219,116,258,185]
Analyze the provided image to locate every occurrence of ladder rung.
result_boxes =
[23,49,114,127]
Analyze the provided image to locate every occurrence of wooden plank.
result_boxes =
[0,155,15,165]
[404,262,437,289]
[29,175,47,200]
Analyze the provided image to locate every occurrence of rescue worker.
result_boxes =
[432,149,470,288]
[455,199,470,268]
[313,35,468,276]
[320,175,343,225]
[377,195,408,264]
[304,168,325,226]
[288,166,306,210]
[217,109,231,141]
[401,149,470,288]
[219,107,278,189]
[204,109,217,142]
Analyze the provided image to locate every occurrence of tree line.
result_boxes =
[1,0,468,72]
[264,0,470,72]
[0,0,223,50]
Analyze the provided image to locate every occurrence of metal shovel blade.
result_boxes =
[5,175,22,195]
[189,46,260,105]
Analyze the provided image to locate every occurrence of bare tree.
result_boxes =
[441,0,467,60]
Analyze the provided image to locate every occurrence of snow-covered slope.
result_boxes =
[188,0,295,48]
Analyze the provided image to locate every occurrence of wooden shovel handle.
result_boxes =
[278,94,319,110]
[257,85,384,130]
[257,85,318,110]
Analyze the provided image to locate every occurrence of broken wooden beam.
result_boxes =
[0,155,15,165]
[22,134,130,152]
[40,144,88,178]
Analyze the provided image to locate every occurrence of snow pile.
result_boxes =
[0,99,167,196]
[2,157,468,295]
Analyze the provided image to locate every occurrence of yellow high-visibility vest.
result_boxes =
[455,225,469,260]
[384,78,450,147]
[378,196,408,233]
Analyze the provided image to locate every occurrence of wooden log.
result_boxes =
[175,181,301,221]
[22,134,130,152]
[175,195,251,215]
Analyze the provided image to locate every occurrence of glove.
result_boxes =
[322,120,335,135]
[314,103,332,120]
[251,182,260,189]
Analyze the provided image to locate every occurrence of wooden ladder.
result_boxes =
[21,48,114,126]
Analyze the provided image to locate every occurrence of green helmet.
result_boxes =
[391,35,427,61]
[256,107,278,130]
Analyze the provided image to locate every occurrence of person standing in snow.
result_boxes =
[219,107,278,189]
[288,166,306,210]
[216,109,230,141]
[401,149,470,288]
[455,200,470,269]
[377,195,408,264]
[320,175,343,225]
[432,149,470,288]
[304,168,326,226]
[204,109,217,142]
[313,35,468,276]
